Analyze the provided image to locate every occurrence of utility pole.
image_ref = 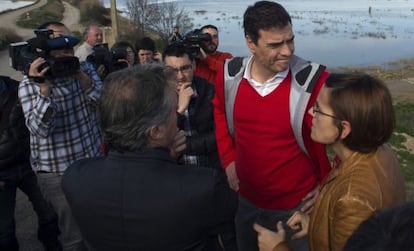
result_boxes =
[110,0,119,42]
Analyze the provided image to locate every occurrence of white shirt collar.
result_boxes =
[243,55,289,96]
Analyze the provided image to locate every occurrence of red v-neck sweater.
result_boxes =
[233,74,316,209]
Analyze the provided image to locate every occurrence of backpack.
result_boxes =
[223,55,326,156]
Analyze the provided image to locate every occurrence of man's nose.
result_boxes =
[280,42,293,56]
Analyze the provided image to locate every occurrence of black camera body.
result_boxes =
[175,29,212,58]
[86,43,128,76]
[9,29,80,79]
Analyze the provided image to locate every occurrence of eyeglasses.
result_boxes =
[312,103,342,121]
[172,64,192,74]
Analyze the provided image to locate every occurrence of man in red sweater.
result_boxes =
[195,24,233,84]
[213,1,331,251]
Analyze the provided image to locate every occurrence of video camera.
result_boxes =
[175,29,212,59]
[9,29,80,79]
[86,43,129,77]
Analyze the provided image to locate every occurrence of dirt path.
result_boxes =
[0,0,48,39]
[62,1,81,33]
[0,1,81,80]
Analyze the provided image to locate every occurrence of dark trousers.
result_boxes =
[0,164,61,251]
[235,195,309,251]
[207,178,239,251]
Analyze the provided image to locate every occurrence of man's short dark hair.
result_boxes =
[135,37,156,53]
[38,21,66,30]
[99,64,176,152]
[162,43,194,62]
[200,24,218,32]
[243,1,292,44]
[344,202,414,251]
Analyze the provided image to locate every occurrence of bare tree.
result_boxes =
[126,0,193,38]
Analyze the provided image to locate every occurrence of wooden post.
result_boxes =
[110,0,119,41]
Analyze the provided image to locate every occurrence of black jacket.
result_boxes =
[0,76,30,171]
[62,148,237,251]
[177,76,221,169]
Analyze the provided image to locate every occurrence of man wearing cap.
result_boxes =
[18,21,102,251]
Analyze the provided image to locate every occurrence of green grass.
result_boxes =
[391,102,414,182]
[394,102,414,136]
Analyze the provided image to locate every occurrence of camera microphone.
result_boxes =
[47,36,79,50]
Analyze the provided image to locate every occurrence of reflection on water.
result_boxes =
[169,0,414,67]
[177,0,414,67]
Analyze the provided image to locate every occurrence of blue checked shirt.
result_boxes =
[18,62,103,173]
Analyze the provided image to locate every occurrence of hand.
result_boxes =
[97,64,106,79]
[300,184,320,214]
[117,58,131,68]
[286,211,309,239]
[29,57,49,77]
[198,47,207,60]
[28,58,53,97]
[74,70,92,90]
[225,161,239,191]
[154,52,162,62]
[254,221,286,251]
[170,130,186,159]
[177,83,194,114]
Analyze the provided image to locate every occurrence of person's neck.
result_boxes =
[250,57,278,84]
[331,142,355,164]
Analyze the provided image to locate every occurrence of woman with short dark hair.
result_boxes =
[254,73,406,251]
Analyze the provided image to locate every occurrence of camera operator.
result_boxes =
[111,41,137,67]
[195,25,233,84]
[18,22,103,251]
[168,25,183,44]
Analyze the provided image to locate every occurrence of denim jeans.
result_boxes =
[235,195,309,251]
[36,172,86,251]
[0,164,61,251]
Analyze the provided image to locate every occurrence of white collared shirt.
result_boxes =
[243,55,289,97]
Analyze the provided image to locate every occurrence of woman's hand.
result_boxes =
[286,211,310,239]
[253,221,286,251]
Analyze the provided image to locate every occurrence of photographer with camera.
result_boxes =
[111,41,137,66]
[168,25,183,44]
[85,42,130,80]
[18,22,103,251]
[194,25,233,84]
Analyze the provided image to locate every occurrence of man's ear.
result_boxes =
[149,125,165,142]
[340,120,352,140]
[245,35,256,54]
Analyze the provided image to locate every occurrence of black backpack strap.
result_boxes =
[227,56,245,77]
